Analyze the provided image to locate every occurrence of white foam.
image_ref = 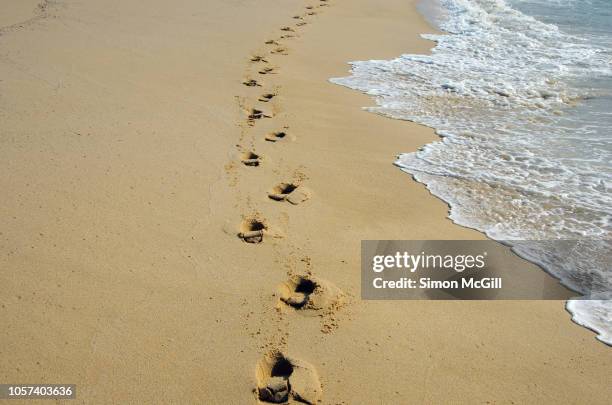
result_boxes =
[567,299,612,345]
[331,0,612,345]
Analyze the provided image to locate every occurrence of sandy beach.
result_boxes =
[1,0,610,403]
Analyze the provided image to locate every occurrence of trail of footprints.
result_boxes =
[230,1,343,403]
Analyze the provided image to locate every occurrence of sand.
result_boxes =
[0,0,610,403]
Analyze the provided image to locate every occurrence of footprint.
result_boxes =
[248,108,272,122]
[256,351,322,404]
[258,67,278,75]
[241,151,262,167]
[280,276,316,309]
[292,15,303,20]
[306,6,314,9]
[268,183,310,205]
[268,182,297,201]
[265,39,280,45]
[238,217,267,243]
[278,274,342,310]
[243,79,262,87]
[264,131,286,142]
[258,93,276,103]
[271,47,288,55]
[307,11,317,15]
[280,26,295,32]
[296,22,307,26]
[251,55,268,63]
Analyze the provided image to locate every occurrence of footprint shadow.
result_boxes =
[271,47,288,55]
[241,151,262,166]
[259,67,277,75]
[279,274,342,310]
[256,351,322,404]
[259,93,276,103]
[268,182,310,205]
[238,217,267,243]
[264,131,286,142]
[248,108,272,124]
[243,79,262,87]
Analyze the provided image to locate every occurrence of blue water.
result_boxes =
[331,0,612,345]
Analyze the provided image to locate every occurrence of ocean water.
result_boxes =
[331,0,612,345]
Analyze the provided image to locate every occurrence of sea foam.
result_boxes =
[331,0,612,344]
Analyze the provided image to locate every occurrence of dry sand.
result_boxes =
[1,0,610,403]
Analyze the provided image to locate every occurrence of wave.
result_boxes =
[331,0,612,344]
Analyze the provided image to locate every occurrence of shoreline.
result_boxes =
[331,0,612,346]
[1,0,610,403]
